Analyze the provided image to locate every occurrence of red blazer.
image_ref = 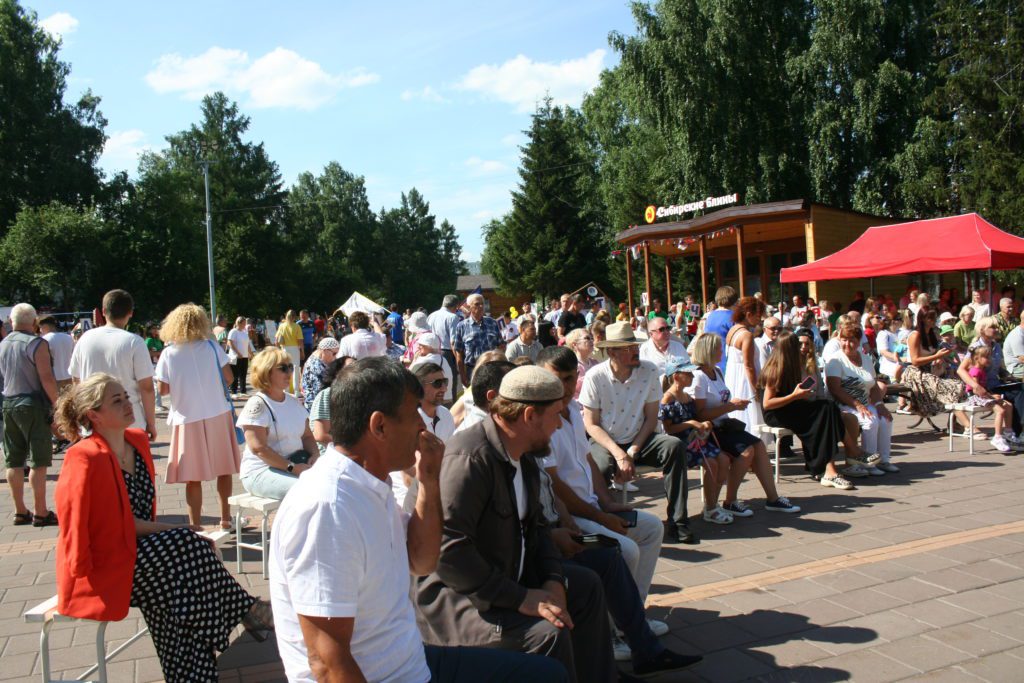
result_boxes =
[55,429,156,621]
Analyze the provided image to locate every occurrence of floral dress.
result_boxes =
[125,450,255,682]
[659,397,721,468]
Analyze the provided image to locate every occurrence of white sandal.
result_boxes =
[702,506,734,525]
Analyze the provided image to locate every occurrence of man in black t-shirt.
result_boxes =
[557,295,587,341]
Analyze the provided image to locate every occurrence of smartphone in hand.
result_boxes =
[610,510,638,528]
[798,375,816,391]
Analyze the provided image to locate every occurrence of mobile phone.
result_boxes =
[610,510,638,528]
[798,375,816,391]
[574,534,620,550]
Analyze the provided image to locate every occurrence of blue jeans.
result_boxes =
[425,645,567,682]
[240,466,299,500]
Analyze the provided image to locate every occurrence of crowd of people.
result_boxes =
[2,280,1022,681]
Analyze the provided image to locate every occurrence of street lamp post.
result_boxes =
[199,148,217,321]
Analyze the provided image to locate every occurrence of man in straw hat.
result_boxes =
[580,321,695,544]
[415,366,617,682]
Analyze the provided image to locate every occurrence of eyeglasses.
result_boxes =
[427,378,449,388]
[276,363,294,373]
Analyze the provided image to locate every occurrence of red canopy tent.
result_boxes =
[780,213,1024,283]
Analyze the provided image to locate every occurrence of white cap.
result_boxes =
[417,332,440,350]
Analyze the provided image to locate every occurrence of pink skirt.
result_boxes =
[165,412,242,484]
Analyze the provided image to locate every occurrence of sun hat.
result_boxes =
[938,311,956,324]
[597,321,643,349]
[317,337,340,351]
[664,357,699,377]
[417,332,440,350]
[498,366,564,402]
[407,311,430,334]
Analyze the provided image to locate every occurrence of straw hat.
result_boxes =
[596,321,643,349]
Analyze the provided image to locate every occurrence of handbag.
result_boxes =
[208,340,245,445]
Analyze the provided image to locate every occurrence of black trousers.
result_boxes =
[231,357,248,394]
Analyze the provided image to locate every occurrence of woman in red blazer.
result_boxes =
[54,373,273,683]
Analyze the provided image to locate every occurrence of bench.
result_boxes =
[24,529,229,683]
[945,402,994,455]
[228,493,280,578]
[755,425,796,483]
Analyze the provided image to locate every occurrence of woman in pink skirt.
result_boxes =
[155,304,241,529]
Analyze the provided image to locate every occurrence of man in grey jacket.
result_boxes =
[415,366,617,682]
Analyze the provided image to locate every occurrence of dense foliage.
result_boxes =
[484,0,1024,300]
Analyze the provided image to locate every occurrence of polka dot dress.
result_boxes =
[123,450,257,683]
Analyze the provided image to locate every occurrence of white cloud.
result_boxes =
[500,133,523,147]
[39,12,78,40]
[457,49,606,112]
[400,86,447,103]
[145,46,379,110]
[101,129,151,169]
[465,156,508,176]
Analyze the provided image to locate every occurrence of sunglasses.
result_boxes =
[765,326,782,332]
[427,378,449,389]
[650,327,669,333]
[276,363,294,373]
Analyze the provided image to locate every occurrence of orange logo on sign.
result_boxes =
[644,205,656,224]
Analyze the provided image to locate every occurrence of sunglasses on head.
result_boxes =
[276,363,294,373]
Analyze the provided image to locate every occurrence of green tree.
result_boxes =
[0,0,106,232]
[288,162,379,311]
[482,99,606,299]
[896,0,1024,233]
[134,93,291,318]
[0,202,109,309]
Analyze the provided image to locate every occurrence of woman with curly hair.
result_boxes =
[54,373,273,682]
[155,304,241,529]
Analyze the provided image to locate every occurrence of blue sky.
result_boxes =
[28,1,638,261]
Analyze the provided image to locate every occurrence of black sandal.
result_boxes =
[13,512,32,526]
[32,511,58,527]
[241,599,275,642]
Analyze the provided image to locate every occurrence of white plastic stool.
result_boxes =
[756,424,795,483]
[228,493,280,578]
[945,402,993,455]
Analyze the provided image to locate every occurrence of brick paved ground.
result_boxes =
[2,408,1024,682]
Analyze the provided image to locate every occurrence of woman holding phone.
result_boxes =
[759,332,854,490]
[688,333,800,517]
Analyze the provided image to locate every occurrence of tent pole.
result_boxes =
[870,278,875,298]
[989,268,993,310]
[643,243,653,314]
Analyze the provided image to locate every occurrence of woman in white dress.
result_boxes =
[724,296,767,435]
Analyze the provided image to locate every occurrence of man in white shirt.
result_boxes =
[580,322,694,544]
[38,316,74,391]
[505,318,542,363]
[638,317,690,375]
[336,311,386,360]
[68,289,156,439]
[537,346,664,605]
[270,357,565,683]
[754,317,783,369]
[427,295,460,386]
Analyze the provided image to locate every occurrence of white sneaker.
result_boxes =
[821,474,855,490]
[611,481,639,492]
[991,435,1012,453]
[647,618,669,637]
[844,464,870,478]
[702,506,734,525]
[613,634,632,662]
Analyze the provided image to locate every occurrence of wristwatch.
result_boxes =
[286,463,295,473]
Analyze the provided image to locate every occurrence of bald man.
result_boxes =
[755,317,783,369]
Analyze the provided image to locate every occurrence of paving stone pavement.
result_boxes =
[2,408,1024,682]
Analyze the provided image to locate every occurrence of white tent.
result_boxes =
[338,291,388,317]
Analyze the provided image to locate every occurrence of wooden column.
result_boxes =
[698,236,708,310]
[625,249,634,314]
[735,225,746,297]
[643,243,653,314]
[664,257,673,310]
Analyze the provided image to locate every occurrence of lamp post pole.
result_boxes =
[200,159,217,321]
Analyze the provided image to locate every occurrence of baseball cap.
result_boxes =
[664,356,699,377]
